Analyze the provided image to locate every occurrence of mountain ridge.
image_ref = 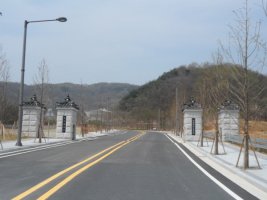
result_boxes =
[0,81,138,117]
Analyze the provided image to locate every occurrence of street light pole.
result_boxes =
[16,20,28,146]
[16,17,67,146]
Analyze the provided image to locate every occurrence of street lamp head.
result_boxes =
[56,17,67,22]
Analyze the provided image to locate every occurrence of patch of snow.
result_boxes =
[0,138,68,152]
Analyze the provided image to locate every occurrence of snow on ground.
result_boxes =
[0,138,69,152]
[77,129,124,139]
[76,131,107,139]
[167,132,267,199]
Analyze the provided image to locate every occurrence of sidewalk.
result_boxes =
[0,130,119,152]
[167,132,267,200]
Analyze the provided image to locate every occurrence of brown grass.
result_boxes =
[204,120,267,139]
[204,121,216,131]
[0,127,28,141]
[240,120,267,139]
[1,134,17,141]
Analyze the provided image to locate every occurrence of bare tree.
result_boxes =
[197,72,209,147]
[210,54,230,155]
[220,0,266,169]
[0,47,10,124]
[197,59,230,154]
[262,0,267,16]
[34,59,49,143]
[79,81,86,137]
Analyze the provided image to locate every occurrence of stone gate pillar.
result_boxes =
[218,100,239,141]
[56,95,79,139]
[22,94,45,137]
[182,97,203,141]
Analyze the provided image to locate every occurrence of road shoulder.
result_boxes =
[167,132,267,200]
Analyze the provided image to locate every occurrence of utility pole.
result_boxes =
[79,82,85,137]
[107,97,110,132]
[158,108,161,130]
[175,87,179,136]
[100,108,103,133]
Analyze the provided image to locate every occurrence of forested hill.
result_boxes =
[119,64,201,119]
[119,63,267,127]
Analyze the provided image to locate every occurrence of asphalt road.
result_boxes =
[0,131,258,200]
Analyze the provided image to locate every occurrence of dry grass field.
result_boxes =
[0,125,17,141]
[243,121,267,139]
[204,120,267,139]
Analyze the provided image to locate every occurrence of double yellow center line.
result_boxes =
[12,132,145,200]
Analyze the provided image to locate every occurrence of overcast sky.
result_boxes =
[1,0,266,85]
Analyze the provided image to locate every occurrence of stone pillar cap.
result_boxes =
[22,94,45,109]
[220,99,239,110]
[182,97,202,111]
[56,94,79,110]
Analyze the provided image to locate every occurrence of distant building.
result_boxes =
[85,108,111,121]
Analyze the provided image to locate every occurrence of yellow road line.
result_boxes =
[37,133,144,200]
[12,133,141,200]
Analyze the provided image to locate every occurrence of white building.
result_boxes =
[85,108,111,121]
[56,95,79,139]
[182,98,203,141]
[22,95,45,137]
[218,100,239,141]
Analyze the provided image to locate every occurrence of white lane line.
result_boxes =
[0,140,86,159]
[165,134,243,200]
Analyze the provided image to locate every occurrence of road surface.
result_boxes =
[0,131,257,200]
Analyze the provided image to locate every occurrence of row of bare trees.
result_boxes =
[195,0,267,169]
[0,47,10,125]
[263,0,267,16]
[221,0,266,169]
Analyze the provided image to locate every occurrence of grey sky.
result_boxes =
[1,0,266,85]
